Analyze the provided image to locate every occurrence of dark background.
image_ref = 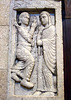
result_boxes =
[62,0,71,100]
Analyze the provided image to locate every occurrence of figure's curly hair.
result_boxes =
[19,12,30,24]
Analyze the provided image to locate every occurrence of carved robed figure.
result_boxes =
[34,11,56,96]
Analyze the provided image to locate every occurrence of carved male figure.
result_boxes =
[34,11,56,96]
[11,12,37,89]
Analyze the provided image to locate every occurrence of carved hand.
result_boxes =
[13,20,19,28]
[37,40,42,46]
[31,19,37,28]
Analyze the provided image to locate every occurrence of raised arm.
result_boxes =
[29,18,37,39]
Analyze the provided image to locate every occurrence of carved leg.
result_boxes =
[11,72,21,82]
[20,53,35,89]
[11,61,24,80]
[16,48,35,89]
[26,57,35,82]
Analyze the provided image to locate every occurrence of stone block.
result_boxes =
[0,70,7,100]
[0,0,11,25]
[0,26,9,69]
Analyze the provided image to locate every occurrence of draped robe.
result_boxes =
[37,24,56,92]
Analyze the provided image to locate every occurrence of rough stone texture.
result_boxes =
[0,0,64,100]
[0,70,7,100]
[0,26,9,69]
[0,1,10,100]
[8,0,64,99]
[0,0,11,25]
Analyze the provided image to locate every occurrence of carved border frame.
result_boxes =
[7,0,64,100]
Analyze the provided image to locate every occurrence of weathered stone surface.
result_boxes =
[0,0,11,25]
[0,0,64,100]
[0,70,7,100]
[0,26,9,69]
[7,0,64,100]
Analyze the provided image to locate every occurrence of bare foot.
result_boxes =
[33,91,42,96]
[41,92,55,96]
[20,79,34,89]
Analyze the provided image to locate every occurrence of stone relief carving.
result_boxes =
[35,11,56,96]
[11,12,37,89]
[11,11,57,96]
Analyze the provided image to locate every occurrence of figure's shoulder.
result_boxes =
[49,25,55,31]
[49,25,55,29]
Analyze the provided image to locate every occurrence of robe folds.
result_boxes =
[37,24,56,92]
[42,25,56,74]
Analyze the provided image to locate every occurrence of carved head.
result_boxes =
[19,12,30,26]
[39,11,51,26]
